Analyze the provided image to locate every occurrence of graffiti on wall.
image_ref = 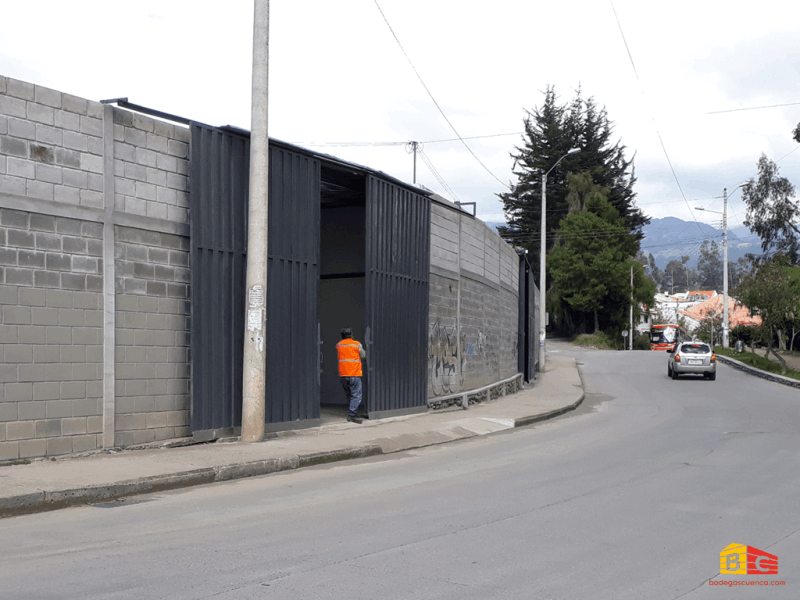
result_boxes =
[428,319,466,396]
[477,330,499,374]
[429,322,520,396]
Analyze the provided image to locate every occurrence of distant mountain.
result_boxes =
[642,217,762,269]
[484,218,763,269]
[484,221,503,233]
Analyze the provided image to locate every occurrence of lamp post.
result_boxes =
[696,188,728,348]
[539,148,580,372]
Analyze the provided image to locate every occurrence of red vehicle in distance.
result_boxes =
[650,324,687,351]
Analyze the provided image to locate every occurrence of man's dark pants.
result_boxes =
[340,376,362,417]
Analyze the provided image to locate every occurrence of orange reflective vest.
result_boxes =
[336,339,363,377]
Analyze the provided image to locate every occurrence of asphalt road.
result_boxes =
[2,340,798,599]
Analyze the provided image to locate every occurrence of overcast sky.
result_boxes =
[2,0,798,242]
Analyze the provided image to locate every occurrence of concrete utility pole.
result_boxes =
[695,190,729,348]
[630,264,634,350]
[242,0,270,443]
[539,148,580,372]
[722,188,729,348]
[407,141,419,184]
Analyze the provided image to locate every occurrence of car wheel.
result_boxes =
[668,364,672,377]
[671,367,678,380]
[708,372,716,381]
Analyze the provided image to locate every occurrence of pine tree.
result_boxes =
[547,174,651,333]
[497,86,648,272]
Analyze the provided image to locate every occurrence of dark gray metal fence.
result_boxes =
[365,176,431,417]
[518,256,539,381]
[190,126,321,437]
[190,124,248,436]
[263,145,321,425]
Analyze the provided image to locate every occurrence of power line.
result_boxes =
[706,102,800,115]
[292,132,523,148]
[418,147,461,203]
[608,0,709,244]
[372,0,510,190]
[422,132,522,144]
[638,195,721,206]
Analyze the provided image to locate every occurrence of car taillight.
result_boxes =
[711,354,716,363]
[674,353,680,362]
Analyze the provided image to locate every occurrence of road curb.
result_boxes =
[514,389,585,428]
[0,446,385,518]
[716,355,800,390]
[0,391,587,518]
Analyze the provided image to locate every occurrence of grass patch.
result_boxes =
[0,459,31,467]
[572,332,621,350]
[714,346,800,381]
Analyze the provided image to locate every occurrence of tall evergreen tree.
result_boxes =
[498,86,648,272]
[547,174,652,333]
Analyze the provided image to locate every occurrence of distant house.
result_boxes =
[654,290,717,324]
[679,295,762,332]
[634,304,658,336]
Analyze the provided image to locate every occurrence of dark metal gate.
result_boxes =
[517,255,540,381]
[264,144,320,426]
[190,126,321,438]
[190,124,248,437]
[364,176,431,417]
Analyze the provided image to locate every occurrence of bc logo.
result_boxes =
[720,544,778,575]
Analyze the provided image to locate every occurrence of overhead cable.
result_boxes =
[372,0,510,189]
[608,0,708,243]
[707,102,800,115]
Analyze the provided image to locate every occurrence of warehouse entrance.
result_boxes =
[319,165,367,409]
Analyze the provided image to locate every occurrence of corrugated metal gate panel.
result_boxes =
[190,124,248,432]
[531,274,539,375]
[517,257,539,381]
[190,126,320,434]
[264,147,320,423]
[365,176,430,414]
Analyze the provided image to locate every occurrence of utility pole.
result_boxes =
[722,188,729,348]
[696,191,730,348]
[629,263,634,350]
[539,148,580,372]
[242,0,269,443]
[406,141,419,184]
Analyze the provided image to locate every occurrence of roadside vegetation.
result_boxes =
[714,346,800,381]
[572,332,622,350]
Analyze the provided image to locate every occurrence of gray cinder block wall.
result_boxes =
[428,199,519,399]
[0,76,190,460]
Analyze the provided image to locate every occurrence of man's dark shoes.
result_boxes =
[347,415,363,424]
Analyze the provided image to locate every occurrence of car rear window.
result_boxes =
[681,344,710,354]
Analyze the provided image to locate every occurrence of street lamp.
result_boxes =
[696,188,729,348]
[539,147,580,372]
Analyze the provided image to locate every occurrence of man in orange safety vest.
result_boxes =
[336,328,366,423]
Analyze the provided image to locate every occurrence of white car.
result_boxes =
[667,342,717,380]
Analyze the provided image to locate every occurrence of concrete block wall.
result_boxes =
[114,226,190,446]
[428,200,519,398]
[112,109,189,223]
[0,209,104,460]
[1,76,190,459]
[0,76,104,209]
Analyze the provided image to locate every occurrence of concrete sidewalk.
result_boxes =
[0,355,584,518]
